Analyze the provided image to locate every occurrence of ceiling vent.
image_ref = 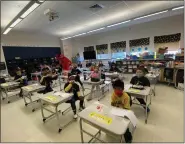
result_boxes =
[89,4,104,12]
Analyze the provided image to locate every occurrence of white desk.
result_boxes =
[39,91,73,133]
[0,81,20,103]
[104,72,119,78]
[83,79,105,101]
[124,84,151,124]
[78,102,134,143]
[21,83,45,112]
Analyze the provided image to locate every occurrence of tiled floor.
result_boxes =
[1,74,184,142]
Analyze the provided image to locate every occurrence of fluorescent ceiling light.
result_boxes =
[72,33,86,37]
[20,3,40,18]
[3,28,12,35]
[61,37,71,40]
[107,20,131,28]
[172,6,184,11]
[38,0,45,2]
[134,10,168,20]
[10,18,22,28]
[62,32,86,40]
[87,27,105,33]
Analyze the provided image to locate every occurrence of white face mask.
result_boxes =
[136,71,144,78]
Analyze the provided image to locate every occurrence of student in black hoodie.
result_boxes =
[130,67,150,112]
[109,63,121,73]
[70,63,83,88]
[14,68,28,97]
[64,74,85,119]
[38,68,53,94]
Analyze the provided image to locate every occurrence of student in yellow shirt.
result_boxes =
[111,79,131,109]
[111,79,132,143]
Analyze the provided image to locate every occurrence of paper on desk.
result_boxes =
[25,86,33,90]
[110,107,137,127]
[54,92,70,98]
[46,95,57,101]
[128,88,140,93]
[1,83,8,86]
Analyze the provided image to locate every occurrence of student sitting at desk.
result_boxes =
[64,74,85,119]
[98,61,104,67]
[109,63,121,73]
[111,79,132,143]
[130,67,150,112]
[89,66,101,82]
[86,66,101,101]
[38,68,54,94]
[14,68,28,97]
[139,64,149,75]
[70,63,83,88]
[77,61,82,68]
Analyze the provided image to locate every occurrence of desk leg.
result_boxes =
[59,77,62,91]
[5,89,10,103]
[29,93,35,112]
[120,135,124,143]
[97,85,101,101]
[23,93,28,106]
[79,118,84,143]
[40,100,45,121]
[55,105,62,133]
[145,95,148,124]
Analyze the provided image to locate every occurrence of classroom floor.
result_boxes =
[1,74,184,142]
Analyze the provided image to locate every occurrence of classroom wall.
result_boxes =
[70,14,184,58]
[1,31,61,62]
[1,31,62,72]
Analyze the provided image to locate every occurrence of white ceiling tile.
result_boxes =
[1,1,184,37]
[1,1,30,29]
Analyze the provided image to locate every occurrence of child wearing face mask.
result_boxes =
[130,67,150,112]
[14,68,28,97]
[111,79,132,143]
[64,74,85,119]
[86,67,101,101]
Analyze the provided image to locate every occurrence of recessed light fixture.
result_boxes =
[134,10,168,20]
[3,28,12,35]
[107,20,131,28]
[20,3,40,18]
[61,33,86,40]
[3,1,44,35]
[87,27,105,33]
[72,33,86,37]
[172,6,184,11]
[61,37,72,40]
[10,18,23,28]
[38,0,45,2]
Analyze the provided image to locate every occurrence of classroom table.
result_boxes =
[31,72,41,81]
[124,84,151,124]
[104,72,119,78]
[39,91,74,133]
[0,81,20,103]
[145,73,159,96]
[21,83,45,112]
[82,79,105,101]
[78,102,135,143]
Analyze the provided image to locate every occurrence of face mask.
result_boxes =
[114,89,123,96]
[136,73,143,78]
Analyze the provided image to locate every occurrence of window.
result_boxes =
[111,52,126,59]
[97,54,110,59]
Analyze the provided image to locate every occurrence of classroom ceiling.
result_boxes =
[1,1,184,38]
